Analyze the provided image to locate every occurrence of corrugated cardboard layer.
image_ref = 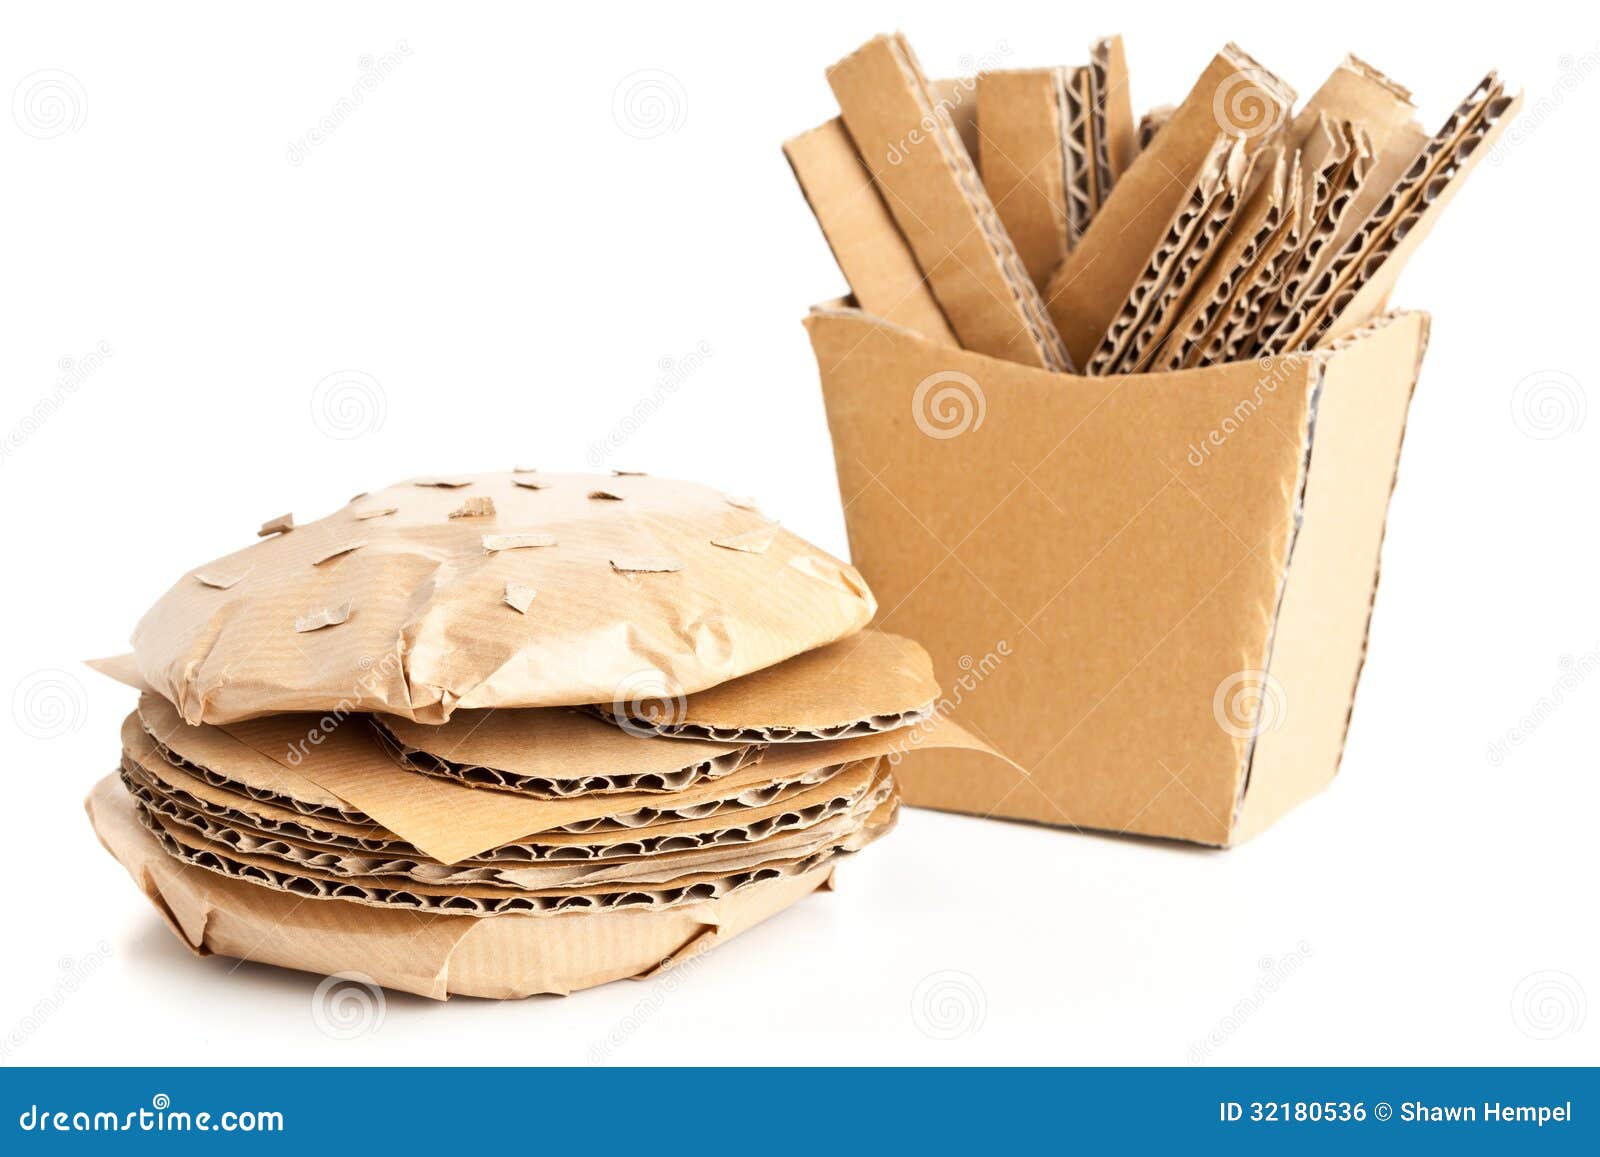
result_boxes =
[371,708,756,797]
[1046,44,1294,365]
[87,774,839,999]
[125,759,892,891]
[597,628,939,740]
[784,118,957,344]
[132,784,898,917]
[828,34,1072,370]
[808,303,1428,844]
[131,471,876,725]
[122,726,889,863]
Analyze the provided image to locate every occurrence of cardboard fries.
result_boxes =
[131,471,876,725]
[598,628,939,741]
[977,68,1071,290]
[827,34,1073,370]
[1045,44,1294,365]
[87,774,841,1000]
[807,303,1430,844]
[1090,36,1137,188]
[784,119,958,345]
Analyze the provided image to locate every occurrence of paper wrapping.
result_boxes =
[130,472,876,725]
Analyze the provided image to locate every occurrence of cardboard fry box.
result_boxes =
[806,302,1430,845]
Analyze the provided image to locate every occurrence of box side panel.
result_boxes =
[807,308,1318,844]
[1233,312,1430,842]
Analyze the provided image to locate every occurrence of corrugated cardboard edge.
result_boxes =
[87,775,836,999]
[1229,309,1431,843]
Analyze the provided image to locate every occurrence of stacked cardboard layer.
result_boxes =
[788,33,1519,373]
[87,472,990,998]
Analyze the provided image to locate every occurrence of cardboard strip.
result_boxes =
[1058,65,1097,249]
[86,775,840,1000]
[783,119,957,345]
[1089,35,1136,190]
[977,68,1070,290]
[1297,88,1520,348]
[828,33,1073,370]
[1046,44,1294,366]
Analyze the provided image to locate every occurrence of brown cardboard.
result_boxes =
[371,708,757,797]
[783,119,958,345]
[87,774,841,999]
[130,786,898,916]
[1155,147,1291,370]
[137,691,990,862]
[976,68,1069,290]
[1300,87,1520,347]
[124,759,892,892]
[827,34,1072,369]
[121,721,891,864]
[597,628,940,740]
[131,471,876,725]
[807,302,1429,844]
[1090,36,1137,187]
[1045,45,1294,365]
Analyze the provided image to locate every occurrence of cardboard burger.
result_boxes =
[129,470,876,725]
[87,471,1011,997]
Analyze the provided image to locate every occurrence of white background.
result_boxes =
[2,1,1596,1066]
